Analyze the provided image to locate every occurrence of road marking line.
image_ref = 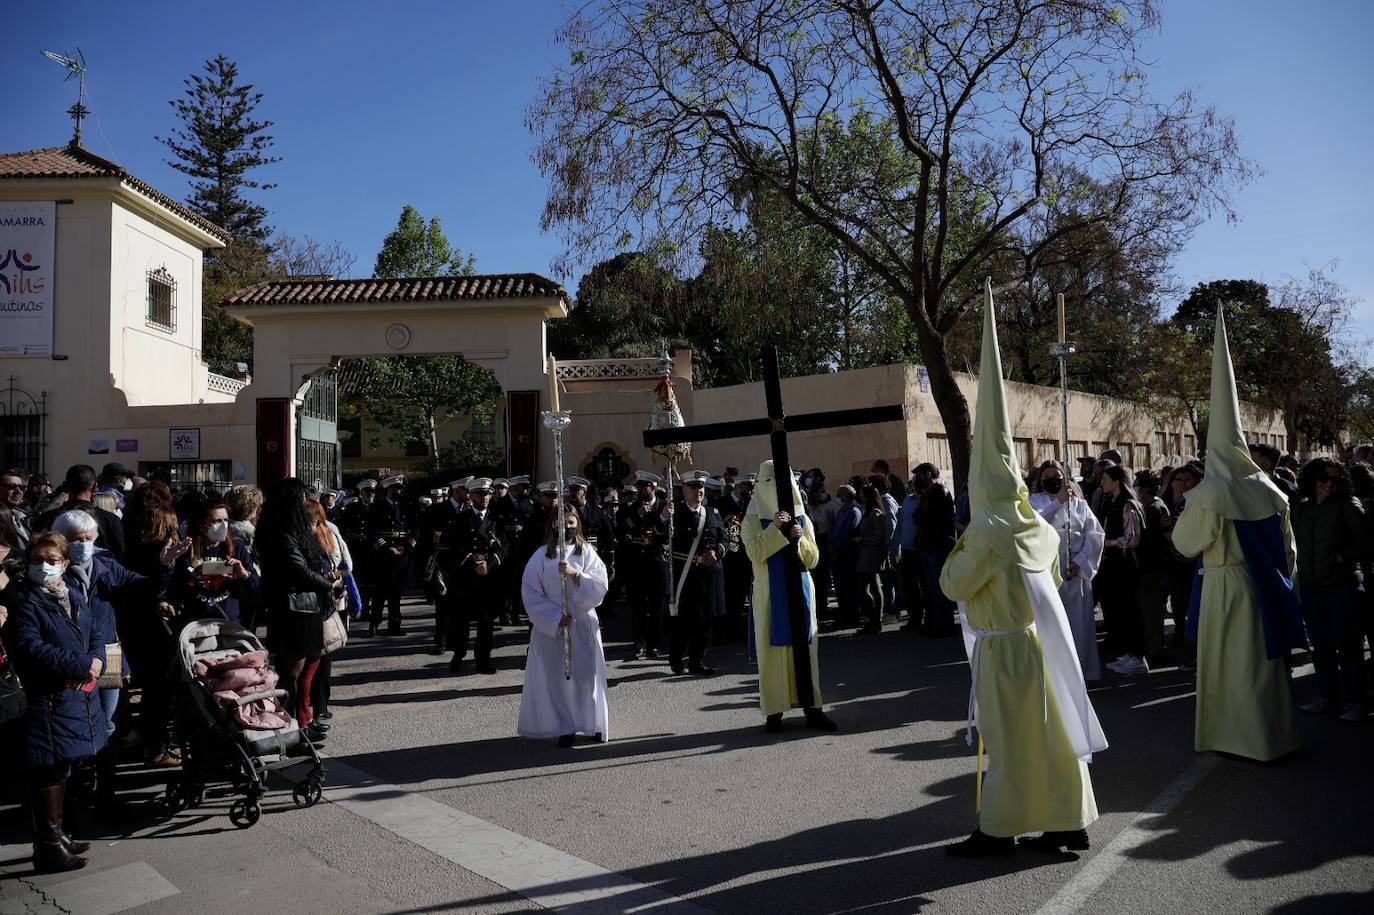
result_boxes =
[325,758,717,914]
[41,861,179,915]
[1034,754,1220,915]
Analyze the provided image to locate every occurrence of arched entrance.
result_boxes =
[222,274,568,486]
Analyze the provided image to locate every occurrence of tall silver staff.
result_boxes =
[647,353,691,618]
[544,354,573,680]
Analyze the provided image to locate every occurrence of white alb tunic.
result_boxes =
[1029,492,1106,681]
[517,545,610,741]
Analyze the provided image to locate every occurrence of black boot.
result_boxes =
[93,744,126,819]
[803,708,838,732]
[945,830,1016,858]
[1018,829,1090,853]
[764,714,784,733]
[31,783,86,874]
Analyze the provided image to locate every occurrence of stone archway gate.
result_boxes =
[222,273,568,486]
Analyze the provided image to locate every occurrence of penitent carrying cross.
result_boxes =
[643,345,905,707]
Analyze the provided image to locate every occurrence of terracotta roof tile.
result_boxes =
[0,143,231,243]
[222,273,569,308]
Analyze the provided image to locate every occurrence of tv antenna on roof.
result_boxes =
[40,48,89,146]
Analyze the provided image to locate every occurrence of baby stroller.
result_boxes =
[167,619,325,828]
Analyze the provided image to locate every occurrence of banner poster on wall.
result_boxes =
[0,202,57,357]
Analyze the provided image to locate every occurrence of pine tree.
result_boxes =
[158,55,279,375]
[373,205,476,277]
[158,55,279,241]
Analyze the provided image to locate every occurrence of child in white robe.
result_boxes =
[517,506,610,746]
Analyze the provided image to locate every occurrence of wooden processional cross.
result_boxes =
[642,346,905,707]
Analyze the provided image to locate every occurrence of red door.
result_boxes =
[256,398,291,486]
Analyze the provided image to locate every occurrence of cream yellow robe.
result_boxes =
[942,531,1100,838]
[742,510,822,716]
[1171,506,1299,761]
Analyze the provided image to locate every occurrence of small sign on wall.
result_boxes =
[88,439,109,455]
[170,427,201,460]
[116,438,138,453]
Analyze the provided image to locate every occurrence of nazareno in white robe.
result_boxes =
[1029,492,1106,681]
[517,543,610,741]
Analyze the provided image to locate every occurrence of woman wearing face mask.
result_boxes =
[1028,462,1106,681]
[517,506,610,747]
[49,510,183,810]
[167,497,259,625]
[7,532,108,873]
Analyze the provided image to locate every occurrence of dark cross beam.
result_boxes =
[643,345,905,708]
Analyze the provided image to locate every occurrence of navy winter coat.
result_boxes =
[8,575,109,768]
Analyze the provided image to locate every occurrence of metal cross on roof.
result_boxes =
[41,48,89,145]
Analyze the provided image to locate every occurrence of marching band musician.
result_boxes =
[447,479,506,676]
[618,471,672,660]
[424,479,473,655]
[365,475,415,637]
[669,470,727,675]
[719,474,755,644]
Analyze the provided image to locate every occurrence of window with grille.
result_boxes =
[146,266,176,331]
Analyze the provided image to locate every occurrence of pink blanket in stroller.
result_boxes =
[199,650,293,730]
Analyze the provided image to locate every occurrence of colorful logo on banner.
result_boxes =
[0,247,43,295]
[0,203,57,358]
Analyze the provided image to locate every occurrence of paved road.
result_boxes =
[2,596,1371,914]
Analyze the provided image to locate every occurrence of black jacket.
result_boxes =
[256,530,334,615]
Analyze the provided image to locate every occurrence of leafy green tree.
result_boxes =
[1171,271,1357,450]
[373,205,475,278]
[158,55,279,242]
[530,0,1251,487]
[342,356,501,460]
[339,207,484,461]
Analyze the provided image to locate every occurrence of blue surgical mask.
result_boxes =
[69,541,96,564]
[28,561,64,584]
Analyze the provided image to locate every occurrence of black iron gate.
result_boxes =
[0,376,45,474]
[296,372,339,490]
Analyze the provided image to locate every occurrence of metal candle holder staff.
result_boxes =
[544,354,573,680]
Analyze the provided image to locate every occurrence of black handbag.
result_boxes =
[287,591,322,615]
[0,662,27,725]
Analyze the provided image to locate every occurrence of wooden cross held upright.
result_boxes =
[643,345,905,707]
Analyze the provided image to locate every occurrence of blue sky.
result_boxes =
[4,0,1371,347]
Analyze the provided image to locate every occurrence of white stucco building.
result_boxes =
[0,142,250,484]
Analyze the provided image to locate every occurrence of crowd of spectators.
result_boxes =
[2,439,1371,873]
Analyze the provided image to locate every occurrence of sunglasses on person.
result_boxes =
[0,482,23,491]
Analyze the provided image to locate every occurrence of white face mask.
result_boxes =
[121,478,133,492]
[69,541,96,564]
[205,520,229,543]
[29,561,64,584]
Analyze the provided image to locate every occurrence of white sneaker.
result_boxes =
[1107,655,1149,675]
[1339,704,1366,722]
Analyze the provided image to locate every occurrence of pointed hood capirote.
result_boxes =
[965,278,1061,571]
[1180,304,1289,522]
[751,459,805,520]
